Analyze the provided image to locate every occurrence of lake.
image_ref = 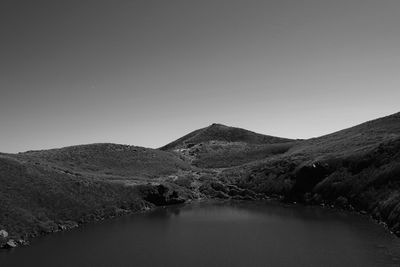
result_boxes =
[1,201,400,267]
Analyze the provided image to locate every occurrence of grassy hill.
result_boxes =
[0,144,193,245]
[14,143,190,179]
[161,123,294,150]
[161,123,297,168]
[290,112,400,157]
[216,112,400,234]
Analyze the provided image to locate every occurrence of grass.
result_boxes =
[161,123,294,150]
[16,143,190,179]
[0,154,145,239]
[216,113,400,234]
[191,141,297,168]
[0,144,192,241]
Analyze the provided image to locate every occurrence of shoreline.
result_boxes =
[2,194,398,251]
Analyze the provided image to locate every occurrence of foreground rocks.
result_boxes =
[0,229,8,248]
[137,183,191,206]
[0,229,8,238]
[0,230,25,249]
[4,239,17,249]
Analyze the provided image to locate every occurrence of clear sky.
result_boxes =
[1,0,400,153]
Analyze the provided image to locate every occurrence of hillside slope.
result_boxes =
[161,123,294,150]
[290,112,400,157]
[0,144,193,246]
[14,143,190,179]
[216,112,400,234]
[161,123,297,168]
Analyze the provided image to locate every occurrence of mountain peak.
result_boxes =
[209,123,226,127]
[206,123,230,130]
[160,123,293,150]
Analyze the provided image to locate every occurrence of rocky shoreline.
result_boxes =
[1,184,398,251]
[0,181,197,250]
[2,163,400,250]
[0,202,150,250]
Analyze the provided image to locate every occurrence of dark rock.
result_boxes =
[303,192,313,203]
[311,193,323,204]
[334,196,349,208]
[227,188,241,196]
[138,184,187,206]
[289,162,332,200]
[186,143,196,148]
[215,191,230,199]
[210,182,228,193]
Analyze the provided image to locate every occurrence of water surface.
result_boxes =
[1,201,400,267]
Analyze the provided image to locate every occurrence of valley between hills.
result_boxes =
[1,112,400,248]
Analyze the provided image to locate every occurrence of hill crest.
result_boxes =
[289,111,400,156]
[160,123,294,150]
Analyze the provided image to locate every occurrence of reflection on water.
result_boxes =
[1,201,400,267]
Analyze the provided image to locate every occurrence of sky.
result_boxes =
[1,0,400,153]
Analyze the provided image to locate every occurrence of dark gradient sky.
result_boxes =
[1,0,400,153]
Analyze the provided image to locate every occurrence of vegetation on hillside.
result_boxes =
[161,123,294,150]
[0,144,192,246]
[216,112,400,234]
[1,112,400,248]
[161,123,297,168]
[184,141,296,168]
[15,143,190,179]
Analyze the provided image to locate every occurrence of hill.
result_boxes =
[290,112,400,157]
[0,144,193,246]
[161,123,294,150]
[14,143,190,179]
[161,123,297,168]
[215,112,400,235]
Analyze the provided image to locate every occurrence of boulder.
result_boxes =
[0,230,8,248]
[334,196,349,208]
[139,184,187,206]
[0,230,8,238]
[5,239,17,249]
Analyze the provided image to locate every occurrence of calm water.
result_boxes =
[1,201,400,267]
